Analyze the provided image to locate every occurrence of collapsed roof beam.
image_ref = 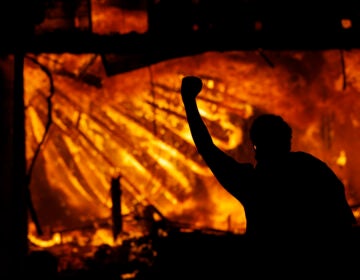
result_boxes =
[14,28,360,55]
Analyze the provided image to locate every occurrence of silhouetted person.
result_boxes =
[180,76,357,277]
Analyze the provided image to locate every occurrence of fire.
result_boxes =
[24,49,360,248]
[336,150,347,167]
[29,232,62,248]
[91,1,148,35]
[91,228,122,246]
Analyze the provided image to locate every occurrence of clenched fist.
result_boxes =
[181,76,203,101]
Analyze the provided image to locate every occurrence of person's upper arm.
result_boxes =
[198,143,254,200]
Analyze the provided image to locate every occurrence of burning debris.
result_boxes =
[24,50,360,246]
[19,2,360,278]
[2,1,360,279]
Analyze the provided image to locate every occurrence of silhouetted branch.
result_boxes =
[257,48,275,68]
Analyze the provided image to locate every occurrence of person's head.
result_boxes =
[249,114,292,160]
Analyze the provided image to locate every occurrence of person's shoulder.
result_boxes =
[289,151,327,166]
[291,151,321,160]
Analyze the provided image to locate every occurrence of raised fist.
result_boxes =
[181,76,203,100]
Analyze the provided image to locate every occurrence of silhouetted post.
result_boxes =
[111,174,122,242]
[0,1,45,277]
[0,52,28,280]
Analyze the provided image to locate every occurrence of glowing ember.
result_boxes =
[337,150,347,167]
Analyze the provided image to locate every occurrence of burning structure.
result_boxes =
[2,0,360,279]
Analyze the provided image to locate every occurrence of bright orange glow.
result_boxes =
[24,49,360,248]
[28,233,62,248]
[91,1,148,34]
[336,150,347,167]
[341,19,352,29]
[91,228,122,246]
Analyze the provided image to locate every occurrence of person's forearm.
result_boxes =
[183,99,214,154]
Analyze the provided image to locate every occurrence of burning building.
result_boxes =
[2,0,360,278]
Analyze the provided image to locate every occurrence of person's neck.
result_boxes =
[256,151,290,162]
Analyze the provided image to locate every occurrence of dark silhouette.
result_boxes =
[26,250,58,279]
[181,76,357,277]
[111,174,122,242]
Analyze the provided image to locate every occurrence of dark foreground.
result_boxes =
[27,227,360,280]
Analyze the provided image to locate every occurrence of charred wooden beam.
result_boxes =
[1,28,360,75]
[13,29,359,54]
